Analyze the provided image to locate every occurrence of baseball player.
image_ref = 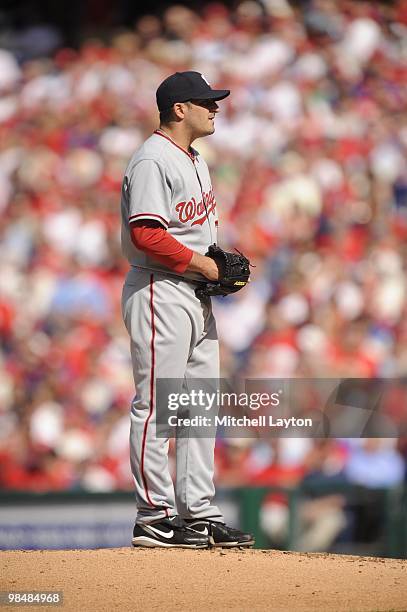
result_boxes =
[121,71,254,548]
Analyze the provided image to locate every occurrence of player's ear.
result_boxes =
[173,102,187,120]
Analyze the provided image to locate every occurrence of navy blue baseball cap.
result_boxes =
[156,71,230,112]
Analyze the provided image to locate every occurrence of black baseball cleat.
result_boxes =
[132,515,209,549]
[186,519,255,548]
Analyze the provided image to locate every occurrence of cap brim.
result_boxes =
[192,89,230,102]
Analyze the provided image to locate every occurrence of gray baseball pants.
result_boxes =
[122,268,224,525]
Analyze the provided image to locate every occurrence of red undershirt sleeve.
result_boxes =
[130,220,193,274]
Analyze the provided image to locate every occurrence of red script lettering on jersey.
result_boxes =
[175,190,216,226]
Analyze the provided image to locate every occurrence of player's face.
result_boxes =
[185,99,219,138]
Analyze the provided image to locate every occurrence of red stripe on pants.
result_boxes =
[140,274,157,508]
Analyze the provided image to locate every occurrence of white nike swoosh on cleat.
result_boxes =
[145,525,174,539]
[194,527,209,536]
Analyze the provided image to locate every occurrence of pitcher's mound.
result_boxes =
[1,548,406,611]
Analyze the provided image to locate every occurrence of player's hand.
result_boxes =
[187,252,219,281]
[201,256,219,281]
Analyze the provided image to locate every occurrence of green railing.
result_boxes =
[237,483,407,557]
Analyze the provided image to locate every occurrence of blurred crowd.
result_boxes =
[0,0,407,535]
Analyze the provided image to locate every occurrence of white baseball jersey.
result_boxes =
[121,130,218,279]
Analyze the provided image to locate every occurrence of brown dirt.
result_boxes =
[1,548,406,612]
